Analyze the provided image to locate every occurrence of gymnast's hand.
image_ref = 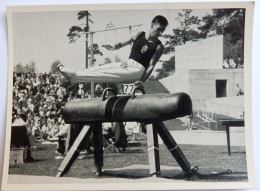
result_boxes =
[102,45,115,51]
[102,43,122,51]
[134,80,144,89]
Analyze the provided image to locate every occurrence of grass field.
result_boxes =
[9,139,247,182]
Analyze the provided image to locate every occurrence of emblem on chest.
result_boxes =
[141,44,148,53]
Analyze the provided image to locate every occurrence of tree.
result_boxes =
[89,43,103,64]
[102,57,112,65]
[155,68,168,79]
[14,61,36,73]
[14,63,23,73]
[162,9,245,71]
[155,56,175,79]
[174,9,202,44]
[159,9,201,78]
[199,9,245,68]
[223,34,243,68]
[27,60,36,73]
[67,11,103,68]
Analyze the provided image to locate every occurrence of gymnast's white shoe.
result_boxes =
[57,63,75,80]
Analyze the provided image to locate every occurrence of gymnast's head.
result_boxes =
[150,15,168,38]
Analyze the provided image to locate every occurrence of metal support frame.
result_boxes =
[56,93,232,179]
[153,121,193,176]
[56,125,92,177]
[92,122,103,175]
[56,120,194,178]
[146,124,160,177]
[56,91,194,178]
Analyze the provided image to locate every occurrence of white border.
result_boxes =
[0,1,257,191]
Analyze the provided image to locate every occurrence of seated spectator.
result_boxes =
[57,86,64,100]
[52,120,70,159]
[49,119,59,137]
[26,118,37,149]
[32,119,42,142]
[112,122,127,151]
[77,83,85,99]
[41,121,50,140]
[84,92,90,99]
[57,120,69,137]
[95,84,103,97]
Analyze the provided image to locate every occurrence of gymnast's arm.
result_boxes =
[113,31,143,50]
[140,44,164,82]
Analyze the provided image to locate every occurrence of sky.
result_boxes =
[12,8,210,73]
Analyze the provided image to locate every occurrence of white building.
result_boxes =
[160,36,244,118]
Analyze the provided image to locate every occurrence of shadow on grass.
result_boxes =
[219,151,246,155]
[169,169,248,181]
[123,149,145,153]
[102,168,185,180]
[103,149,145,156]
[33,147,48,151]
[31,159,46,162]
[169,174,248,181]
[102,168,248,181]
[8,143,248,181]
[102,171,148,179]
[9,158,47,169]
[9,165,21,169]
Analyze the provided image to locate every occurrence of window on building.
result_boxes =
[216,80,227,97]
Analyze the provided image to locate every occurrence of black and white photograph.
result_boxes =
[1,2,256,190]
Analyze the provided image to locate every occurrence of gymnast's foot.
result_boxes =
[56,63,75,80]
[57,63,65,70]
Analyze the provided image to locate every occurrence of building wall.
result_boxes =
[204,96,244,118]
[161,35,244,118]
[189,69,244,115]
[159,69,244,117]
[175,35,223,70]
[189,69,244,100]
[159,69,189,93]
[160,69,244,98]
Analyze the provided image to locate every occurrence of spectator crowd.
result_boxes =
[12,71,91,142]
[11,70,142,159]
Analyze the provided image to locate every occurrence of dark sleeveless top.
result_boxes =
[129,32,162,69]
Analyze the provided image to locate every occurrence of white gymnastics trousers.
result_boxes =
[58,59,145,83]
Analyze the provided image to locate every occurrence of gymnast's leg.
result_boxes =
[57,59,145,84]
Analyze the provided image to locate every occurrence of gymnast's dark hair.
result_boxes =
[152,15,168,26]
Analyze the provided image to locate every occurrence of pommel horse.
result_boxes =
[56,88,231,179]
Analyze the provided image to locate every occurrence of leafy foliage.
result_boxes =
[67,26,83,43]
[92,43,103,56]
[157,8,245,79]
[67,11,102,66]
[14,61,36,73]
[163,10,202,54]
[88,43,103,66]
[78,11,92,21]
[155,56,175,79]
[199,9,245,68]
[102,57,112,65]
[157,9,201,79]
